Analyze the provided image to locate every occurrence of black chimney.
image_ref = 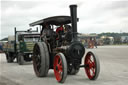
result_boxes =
[70,5,78,42]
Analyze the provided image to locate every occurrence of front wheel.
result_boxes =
[18,53,25,65]
[84,51,100,80]
[53,53,67,83]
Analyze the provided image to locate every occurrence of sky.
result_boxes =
[1,0,128,39]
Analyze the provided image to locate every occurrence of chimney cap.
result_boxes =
[69,4,77,8]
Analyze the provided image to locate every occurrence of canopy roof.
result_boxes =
[29,16,78,26]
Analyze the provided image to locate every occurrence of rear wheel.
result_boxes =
[84,51,100,80]
[54,53,67,83]
[6,52,13,63]
[33,42,49,77]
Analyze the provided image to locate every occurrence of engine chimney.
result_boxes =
[70,5,78,42]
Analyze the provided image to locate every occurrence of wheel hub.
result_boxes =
[56,66,58,71]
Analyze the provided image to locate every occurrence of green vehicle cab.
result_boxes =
[18,34,39,53]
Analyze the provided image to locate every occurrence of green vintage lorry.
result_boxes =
[3,27,40,65]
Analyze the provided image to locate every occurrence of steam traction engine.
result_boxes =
[29,5,100,83]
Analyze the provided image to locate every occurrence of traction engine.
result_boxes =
[30,5,100,83]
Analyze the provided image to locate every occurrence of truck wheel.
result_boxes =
[33,42,49,77]
[68,67,79,75]
[6,52,13,63]
[18,53,25,65]
[53,53,67,83]
[84,51,100,80]
[5,53,9,62]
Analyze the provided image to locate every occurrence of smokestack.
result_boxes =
[69,5,78,42]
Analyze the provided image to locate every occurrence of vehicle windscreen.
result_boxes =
[24,37,39,42]
[23,35,40,42]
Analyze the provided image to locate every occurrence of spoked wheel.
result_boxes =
[84,51,100,80]
[32,42,49,77]
[54,53,67,83]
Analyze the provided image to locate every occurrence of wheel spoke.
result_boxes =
[58,59,63,72]
[36,60,41,66]
[55,68,61,81]
[37,64,41,71]
[88,68,91,77]
[35,56,39,62]
[58,65,63,72]
[91,68,95,76]
[92,62,95,67]
[87,55,95,68]
[57,72,61,81]
[88,55,94,63]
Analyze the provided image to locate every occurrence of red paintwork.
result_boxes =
[84,53,96,79]
[54,55,63,82]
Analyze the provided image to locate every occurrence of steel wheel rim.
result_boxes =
[85,53,96,79]
[33,44,41,76]
[54,55,63,82]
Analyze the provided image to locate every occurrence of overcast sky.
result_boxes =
[1,0,128,39]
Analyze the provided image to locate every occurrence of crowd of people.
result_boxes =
[81,37,97,48]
